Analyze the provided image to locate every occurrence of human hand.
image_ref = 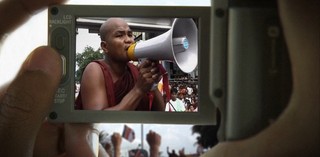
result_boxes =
[111,133,122,157]
[146,130,161,150]
[0,0,65,156]
[178,148,186,157]
[135,59,162,93]
[0,46,62,157]
[111,132,122,147]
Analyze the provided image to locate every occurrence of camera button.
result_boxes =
[60,55,67,77]
[55,34,66,50]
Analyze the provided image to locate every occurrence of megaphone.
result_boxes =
[127,18,198,73]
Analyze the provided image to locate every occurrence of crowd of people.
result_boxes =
[165,81,198,112]
[98,129,203,157]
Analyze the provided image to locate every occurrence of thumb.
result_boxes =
[0,46,62,157]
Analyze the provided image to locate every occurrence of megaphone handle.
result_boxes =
[158,64,170,102]
[150,83,158,91]
[147,63,170,111]
[148,91,154,111]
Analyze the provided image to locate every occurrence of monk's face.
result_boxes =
[101,18,134,62]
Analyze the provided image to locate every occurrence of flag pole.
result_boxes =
[141,32,146,152]
[141,123,144,150]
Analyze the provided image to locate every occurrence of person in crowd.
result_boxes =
[146,130,162,157]
[165,88,186,112]
[0,0,318,157]
[110,132,122,157]
[177,92,187,108]
[178,85,187,96]
[99,132,112,156]
[98,130,161,157]
[186,101,197,112]
[190,96,198,112]
[75,18,165,111]
[186,85,193,96]
[99,132,122,157]
[167,147,179,157]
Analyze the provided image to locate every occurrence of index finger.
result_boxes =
[138,59,152,69]
[0,46,62,157]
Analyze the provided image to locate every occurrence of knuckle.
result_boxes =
[0,89,35,127]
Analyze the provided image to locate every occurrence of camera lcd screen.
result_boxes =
[75,17,199,112]
[48,5,216,124]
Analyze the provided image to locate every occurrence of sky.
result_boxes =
[0,0,211,156]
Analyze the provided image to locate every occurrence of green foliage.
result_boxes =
[75,46,103,83]
[192,110,220,149]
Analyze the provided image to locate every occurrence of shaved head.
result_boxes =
[99,18,129,41]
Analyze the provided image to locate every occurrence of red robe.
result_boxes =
[75,60,150,111]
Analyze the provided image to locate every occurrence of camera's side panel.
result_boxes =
[48,5,76,121]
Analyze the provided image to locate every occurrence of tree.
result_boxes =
[192,110,221,149]
[75,46,103,83]
[192,125,219,149]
